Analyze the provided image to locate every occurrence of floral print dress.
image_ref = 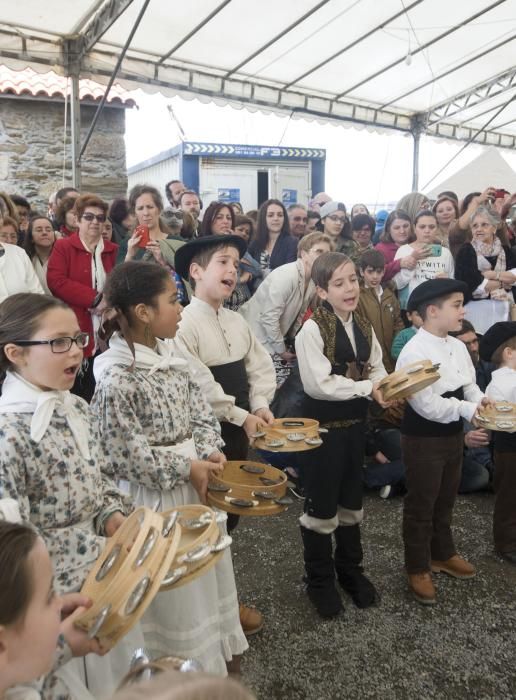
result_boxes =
[0,389,142,700]
[0,395,125,591]
[91,347,248,676]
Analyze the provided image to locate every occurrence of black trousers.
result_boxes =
[402,432,463,573]
[221,421,249,532]
[303,423,365,520]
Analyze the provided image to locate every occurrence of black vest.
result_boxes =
[209,359,250,413]
[303,303,371,424]
[402,387,464,437]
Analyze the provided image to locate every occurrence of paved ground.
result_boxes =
[231,491,516,700]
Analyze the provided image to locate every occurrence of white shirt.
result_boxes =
[396,327,483,423]
[0,243,44,301]
[486,366,516,402]
[393,244,455,302]
[295,314,387,401]
[176,296,276,426]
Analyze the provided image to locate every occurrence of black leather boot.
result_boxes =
[300,526,343,619]
[334,524,379,608]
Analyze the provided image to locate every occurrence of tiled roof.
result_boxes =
[0,65,136,107]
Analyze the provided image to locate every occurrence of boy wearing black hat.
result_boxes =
[174,235,276,635]
[479,321,516,565]
[396,279,489,605]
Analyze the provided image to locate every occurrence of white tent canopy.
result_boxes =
[1,0,515,185]
[428,146,516,199]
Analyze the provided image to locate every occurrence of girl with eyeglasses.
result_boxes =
[47,194,119,402]
[0,293,141,699]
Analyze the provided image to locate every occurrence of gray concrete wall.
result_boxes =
[0,97,128,211]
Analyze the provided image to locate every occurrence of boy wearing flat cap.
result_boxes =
[479,321,516,565]
[396,279,491,604]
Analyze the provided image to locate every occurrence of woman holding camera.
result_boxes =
[393,210,455,309]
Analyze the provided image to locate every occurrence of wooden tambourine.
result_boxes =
[476,401,516,432]
[378,360,441,401]
[251,417,326,453]
[75,507,181,648]
[159,505,232,590]
[207,460,291,516]
[120,652,202,688]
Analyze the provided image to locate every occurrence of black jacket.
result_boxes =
[248,233,297,271]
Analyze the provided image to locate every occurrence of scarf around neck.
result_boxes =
[472,234,506,274]
[0,372,90,458]
[93,332,189,382]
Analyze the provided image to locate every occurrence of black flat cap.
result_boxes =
[174,234,247,280]
[479,321,516,362]
[407,278,469,312]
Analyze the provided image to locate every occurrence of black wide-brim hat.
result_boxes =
[407,278,469,312]
[479,321,516,362]
[174,234,247,280]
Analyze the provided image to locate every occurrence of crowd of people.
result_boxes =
[0,178,516,700]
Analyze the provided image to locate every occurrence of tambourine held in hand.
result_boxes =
[207,460,291,515]
[75,507,181,648]
[476,401,516,432]
[378,360,440,402]
[251,417,326,452]
[159,504,231,591]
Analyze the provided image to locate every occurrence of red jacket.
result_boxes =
[47,233,118,357]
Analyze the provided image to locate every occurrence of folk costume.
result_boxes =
[175,236,276,477]
[295,301,386,617]
[396,280,483,601]
[480,322,516,563]
[92,336,248,675]
[177,296,276,462]
[0,372,140,700]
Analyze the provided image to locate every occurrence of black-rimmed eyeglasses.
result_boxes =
[14,333,90,353]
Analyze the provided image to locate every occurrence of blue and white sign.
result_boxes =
[282,189,298,205]
[218,188,241,203]
[183,142,326,160]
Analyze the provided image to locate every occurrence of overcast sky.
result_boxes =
[125,90,516,209]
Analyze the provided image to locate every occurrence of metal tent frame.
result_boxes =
[0,0,514,189]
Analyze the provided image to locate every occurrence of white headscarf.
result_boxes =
[0,372,90,459]
[93,332,189,381]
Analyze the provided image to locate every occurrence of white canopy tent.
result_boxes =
[1,0,515,188]
[428,146,516,199]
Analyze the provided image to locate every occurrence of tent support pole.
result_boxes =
[410,114,426,192]
[70,74,82,189]
[79,0,152,162]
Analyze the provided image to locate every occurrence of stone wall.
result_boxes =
[0,97,128,212]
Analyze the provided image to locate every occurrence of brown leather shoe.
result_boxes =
[239,603,263,636]
[431,555,476,579]
[407,572,436,605]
